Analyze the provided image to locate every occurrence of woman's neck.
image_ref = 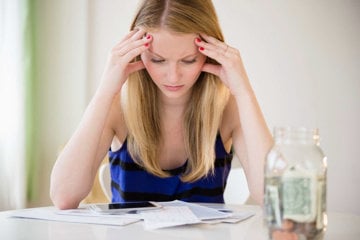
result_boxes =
[158,90,191,117]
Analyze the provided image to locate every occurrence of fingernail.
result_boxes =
[199,47,205,51]
[196,37,201,43]
[144,43,149,47]
[146,34,151,39]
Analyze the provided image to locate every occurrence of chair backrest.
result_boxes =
[98,163,112,201]
[223,167,250,204]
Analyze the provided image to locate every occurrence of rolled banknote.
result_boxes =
[266,184,282,227]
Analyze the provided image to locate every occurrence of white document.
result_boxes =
[140,200,255,230]
[201,211,255,224]
[141,206,201,230]
[159,200,232,220]
[9,201,255,230]
[10,207,140,226]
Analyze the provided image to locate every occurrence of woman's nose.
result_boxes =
[167,63,181,83]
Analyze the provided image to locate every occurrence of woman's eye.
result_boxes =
[151,59,165,63]
[182,59,197,64]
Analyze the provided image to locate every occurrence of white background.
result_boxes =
[31,0,360,214]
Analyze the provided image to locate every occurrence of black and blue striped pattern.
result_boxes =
[108,134,233,203]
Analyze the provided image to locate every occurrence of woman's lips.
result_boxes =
[164,85,184,91]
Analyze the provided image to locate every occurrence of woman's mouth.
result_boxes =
[164,85,184,91]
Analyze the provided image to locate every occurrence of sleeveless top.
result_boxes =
[108,134,233,203]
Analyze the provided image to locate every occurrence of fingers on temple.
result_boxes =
[112,31,152,59]
[199,33,228,51]
[197,34,229,61]
[113,29,148,51]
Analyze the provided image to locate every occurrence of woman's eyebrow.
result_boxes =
[147,49,164,58]
[147,49,198,59]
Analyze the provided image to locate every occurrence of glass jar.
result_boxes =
[264,127,327,240]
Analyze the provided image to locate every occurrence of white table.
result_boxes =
[0,204,359,240]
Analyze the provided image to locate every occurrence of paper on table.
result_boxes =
[9,201,255,230]
[140,200,255,230]
[10,207,140,226]
[159,200,232,220]
[141,206,201,230]
[201,211,255,224]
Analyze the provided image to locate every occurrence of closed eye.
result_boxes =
[151,58,165,64]
[182,58,197,64]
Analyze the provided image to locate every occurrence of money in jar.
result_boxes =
[264,127,327,240]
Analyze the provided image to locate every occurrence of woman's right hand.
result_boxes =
[99,29,152,95]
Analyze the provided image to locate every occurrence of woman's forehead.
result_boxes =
[147,29,199,59]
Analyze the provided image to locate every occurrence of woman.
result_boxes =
[50,0,272,209]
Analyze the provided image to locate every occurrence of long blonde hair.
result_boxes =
[122,0,230,182]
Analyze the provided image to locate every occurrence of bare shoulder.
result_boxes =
[220,95,240,150]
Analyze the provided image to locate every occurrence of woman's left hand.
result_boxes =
[195,34,249,97]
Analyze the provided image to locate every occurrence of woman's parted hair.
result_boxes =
[122,0,230,182]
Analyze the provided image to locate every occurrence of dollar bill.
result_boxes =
[265,184,282,227]
[282,168,317,222]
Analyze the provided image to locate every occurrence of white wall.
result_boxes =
[29,0,88,206]
[212,0,360,214]
[33,0,360,214]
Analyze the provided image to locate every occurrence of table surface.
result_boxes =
[0,204,359,240]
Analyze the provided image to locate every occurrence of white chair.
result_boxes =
[223,167,250,204]
[98,163,112,201]
[98,158,250,204]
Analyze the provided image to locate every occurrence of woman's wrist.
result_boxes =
[96,78,123,99]
[232,80,255,103]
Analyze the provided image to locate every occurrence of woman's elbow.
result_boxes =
[50,186,81,210]
[249,190,263,206]
[247,181,264,206]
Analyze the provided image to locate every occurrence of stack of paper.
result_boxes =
[141,200,254,230]
[9,200,255,230]
[141,206,201,230]
[10,207,140,226]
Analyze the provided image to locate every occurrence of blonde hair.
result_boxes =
[122,0,230,182]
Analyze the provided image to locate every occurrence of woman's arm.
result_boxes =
[231,87,273,204]
[50,29,152,209]
[50,89,118,209]
[196,35,273,204]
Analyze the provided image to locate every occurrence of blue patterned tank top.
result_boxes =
[108,134,233,203]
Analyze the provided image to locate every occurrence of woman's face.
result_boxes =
[141,29,206,101]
